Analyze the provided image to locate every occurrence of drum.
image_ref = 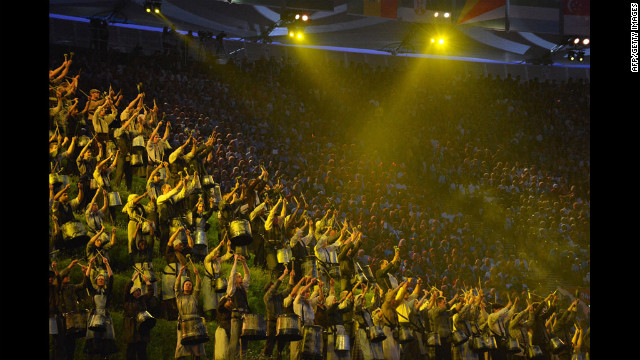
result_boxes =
[471,335,488,352]
[60,221,89,246]
[132,135,146,149]
[427,332,441,347]
[215,277,228,293]
[241,313,267,340]
[327,264,340,279]
[277,247,292,264]
[108,191,122,207]
[549,337,567,354]
[49,315,59,335]
[397,326,415,344]
[229,220,252,246]
[451,329,469,345]
[233,245,250,259]
[367,325,387,343]
[301,325,324,360]
[276,313,303,341]
[335,334,351,352]
[212,184,222,203]
[130,153,144,167]
[190,175,203,194]
[194,229,207,247]
[181,317,210,345]
[89,314,107,332]
[302,256,318,278]
[64,311,88,337]
[527,345,544,359]
[137,311,156,333]
[502,337,520,353]
[483,334,498,350]
[201,175,215,189]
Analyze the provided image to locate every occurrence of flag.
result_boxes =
[396,0,449,23]
[563,0,590,35]
[232,0,335,11]
[507,0,561,34]
[457,0,507,30]
[348,0,399,18]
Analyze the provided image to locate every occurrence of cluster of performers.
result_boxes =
[49,134,587,360]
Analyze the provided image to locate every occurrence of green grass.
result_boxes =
[52,173,374,359]
[51,174,290,359]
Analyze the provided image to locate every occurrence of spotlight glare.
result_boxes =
[146,8,151,13]
[434,12,439,17]
[154,8,160,13]
[431,38,435,43]
[444,12,450,18]
[301,14,309,21]
[297,33,302,39]
[438,38,445,45]
[289,31,295,37]
[573,37,580,44]
[582,38,589,45]
[295,14,300,20]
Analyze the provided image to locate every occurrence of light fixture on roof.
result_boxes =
[143,1,161,14]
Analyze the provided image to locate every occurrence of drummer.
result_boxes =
[76,137,102,210]
[85,187,109,237]
[291,277,320,360]
[214,295,233,360]
[85,225,117,273]
[157,177,189,258]
[123,270,154,360]
[264,197,290,282]
[190,196,216,261]
[84,256,118,359]
[122,192,150,255]
[175,263,206,359]
[162,228,193,321]
[314,222,344,285]
[93,149,120,222]
[146,121,171,179]
[113,93,144,193]
[53,259,88,360]
[202,238,233,321]
[51,182,85,227]
[226,254,252,359]
[263,267,295,360]
[289,217,314,284]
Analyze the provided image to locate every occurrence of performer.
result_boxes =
[123,271,154,360]
[84,256,118,359]
[202,238,233,321]
[227,254,252,359]
[263,267,295,360]
[174,263,205,359]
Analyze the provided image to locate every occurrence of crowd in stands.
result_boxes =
[48,43,589,360]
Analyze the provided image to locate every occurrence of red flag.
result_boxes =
[564,0,590,16]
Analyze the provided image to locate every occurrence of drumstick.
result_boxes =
[78,88,91,98]
[132,265,144,275]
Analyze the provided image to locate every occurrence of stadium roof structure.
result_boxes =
[49,0,590,66]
